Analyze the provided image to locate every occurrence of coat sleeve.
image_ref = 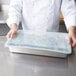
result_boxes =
[61,0,76,30]
[7,0,23,27]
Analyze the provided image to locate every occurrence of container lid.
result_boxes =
[5,30,71,54]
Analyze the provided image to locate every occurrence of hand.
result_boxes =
[67,26,76,48]
[6,23,17,39]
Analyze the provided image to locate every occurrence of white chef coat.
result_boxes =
[7,0,76,32]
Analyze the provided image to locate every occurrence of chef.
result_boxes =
[6,0,76,47]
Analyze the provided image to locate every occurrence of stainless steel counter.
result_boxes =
[0,36,76,76]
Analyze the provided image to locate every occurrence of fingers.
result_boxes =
[67,36,76,48]
[67,35,72,44]
[6,30,16,39]
[6,31,12,39]
[71,37,76,47]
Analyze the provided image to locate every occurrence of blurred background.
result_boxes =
[0,0,67,36]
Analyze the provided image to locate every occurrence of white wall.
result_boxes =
[0,0,10,4]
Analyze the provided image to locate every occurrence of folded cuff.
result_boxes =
[64,15,76,30]
[6,17,20,28]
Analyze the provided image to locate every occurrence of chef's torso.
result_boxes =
[22,0,62,32]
